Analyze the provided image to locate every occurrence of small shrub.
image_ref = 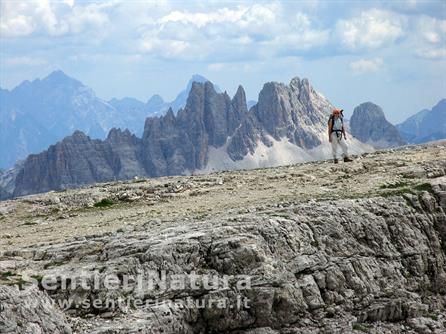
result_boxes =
[352,323,371,333]
[94,198,115,208]
[380,188,414,198]
[1,271,15,278]
[379,181,409,189]
[413,183,433,193]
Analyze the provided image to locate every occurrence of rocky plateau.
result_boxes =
[0,142,446,334]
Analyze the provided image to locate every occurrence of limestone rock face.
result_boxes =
[253,77,330,148]
[1,183,446,333]
[13,131,117,197]
[226,77,335,161]
[104,128,146,179]
[0,285,72,334]
[350,102,406,148]
[141,108,194,177]
[141,82,248,176]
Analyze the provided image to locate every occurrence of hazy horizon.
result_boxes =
[1,0,445,123]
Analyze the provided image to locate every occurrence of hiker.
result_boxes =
[328,108,353,164]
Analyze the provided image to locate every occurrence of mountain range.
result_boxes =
[1,71,445,200]
[0,71,211,169]
[1,77,371,199]
[396,99,446,144]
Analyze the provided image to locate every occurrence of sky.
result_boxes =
[1,0,445,123]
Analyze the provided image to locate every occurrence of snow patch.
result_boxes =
[201,135,373,173]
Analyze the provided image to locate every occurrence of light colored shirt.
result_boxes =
[332,117,343,131]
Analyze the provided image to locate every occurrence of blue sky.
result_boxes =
[1,0,445,123]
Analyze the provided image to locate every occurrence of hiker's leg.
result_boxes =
[331,133,338,159]
[340,137,349,158]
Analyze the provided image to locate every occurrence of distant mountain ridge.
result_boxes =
[350,102,406,149]
[0,71,214,169]
[108,74,216,119]
[396,99,446,144]
[1,77,372,199]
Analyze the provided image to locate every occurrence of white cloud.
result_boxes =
[349,58,383,74]
[0,0,114,37]
[411,15,446,59]
[137,4,328,61]
[159,6,249,28]
[207,62,256,72]
[0,2,35,37]
[336,9,406,50]
[3,56,47,66]
[416,48,446,59]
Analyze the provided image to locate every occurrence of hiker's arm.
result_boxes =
[342,125,347,139]
[328,122,332,142]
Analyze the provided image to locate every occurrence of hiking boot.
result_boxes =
[344,157,353,162]
[334,159,339,164]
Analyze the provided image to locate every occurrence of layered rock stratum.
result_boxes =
[0,142,445,333]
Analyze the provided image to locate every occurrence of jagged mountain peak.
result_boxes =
[165,107,175,120]
[289,76,303,88]
[107,127,133,139]
[69,130,90,140]
[12,70,84,96]
[233,85,246,103]
[189,73,208,83]
[185,74,210,92]
[44,70,74,81]
[40,70,84,89]
[186,80,218,103]
[242,75,339,156]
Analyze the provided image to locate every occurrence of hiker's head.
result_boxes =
[332,109,342,117]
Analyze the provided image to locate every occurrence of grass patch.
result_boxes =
[380,188,414,198]
[1,271,15,278]
[413,183,433,193]
[380,182,434,200]
[379,181,409,189]
[94,198,115,208]
[352,323,371,333]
